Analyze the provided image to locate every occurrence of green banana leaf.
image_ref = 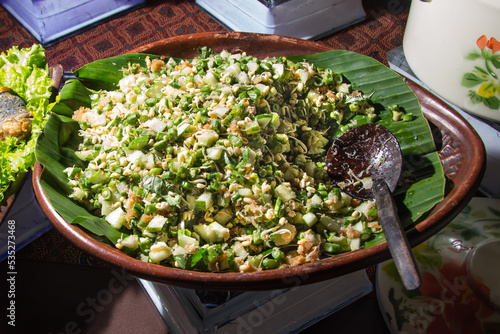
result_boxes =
[35,50,446,249]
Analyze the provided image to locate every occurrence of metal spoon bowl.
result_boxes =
[326,123,421,290]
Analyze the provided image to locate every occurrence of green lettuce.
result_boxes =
[0,44,53,204]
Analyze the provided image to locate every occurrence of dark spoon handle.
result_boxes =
[373,178,421,290]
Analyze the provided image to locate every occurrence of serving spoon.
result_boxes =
[325,123,421,290]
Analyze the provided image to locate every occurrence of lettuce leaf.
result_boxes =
[0,44,53,204]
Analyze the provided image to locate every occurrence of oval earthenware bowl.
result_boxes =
[33,32,485,290]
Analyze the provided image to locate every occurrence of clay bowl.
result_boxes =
[33,32,485,290]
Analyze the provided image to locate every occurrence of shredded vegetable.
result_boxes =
[66,48,384,272]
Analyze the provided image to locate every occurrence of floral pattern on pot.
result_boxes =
[462,35,500,110]
[376,198,500,334]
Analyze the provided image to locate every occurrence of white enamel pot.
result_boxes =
[403,0,500,122]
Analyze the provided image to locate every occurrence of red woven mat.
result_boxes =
[1,0,408,70]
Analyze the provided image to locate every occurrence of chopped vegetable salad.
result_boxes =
[66,48,383,272]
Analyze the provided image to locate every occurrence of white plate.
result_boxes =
[376,197,500,334]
